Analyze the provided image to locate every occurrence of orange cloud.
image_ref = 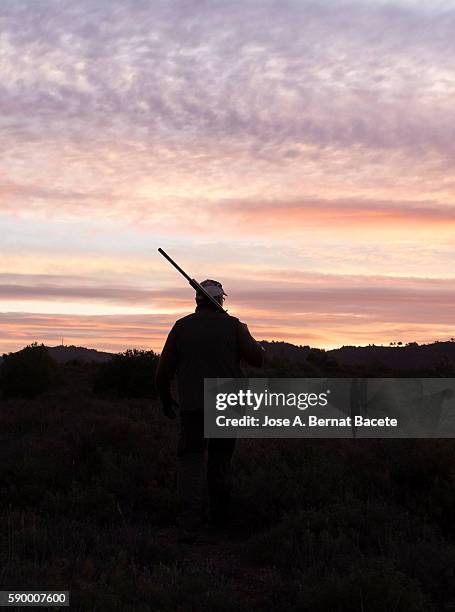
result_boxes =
[1,310,453,356]
[212,198,455,238]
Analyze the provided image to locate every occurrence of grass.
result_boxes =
[1,369,455,610]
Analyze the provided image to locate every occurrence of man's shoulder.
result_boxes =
[173,313,198,327]
[174,312,239,328]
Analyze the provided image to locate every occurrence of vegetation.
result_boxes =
[0,343,59,399]
[93,349,159,399]
[0,346,455,609]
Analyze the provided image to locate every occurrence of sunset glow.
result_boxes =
[1,0,455,353]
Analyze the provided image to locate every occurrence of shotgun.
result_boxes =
[158,248,227,314]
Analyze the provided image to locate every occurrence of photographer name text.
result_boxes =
[215,415,398,428]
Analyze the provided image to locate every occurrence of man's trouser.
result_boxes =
[177,411,236,530]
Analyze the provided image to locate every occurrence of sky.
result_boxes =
[1,0,455,353]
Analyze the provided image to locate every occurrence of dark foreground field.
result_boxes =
[1,345,455,611]
[1,390,455,610]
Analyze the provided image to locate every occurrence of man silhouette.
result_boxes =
[155,279,263,540]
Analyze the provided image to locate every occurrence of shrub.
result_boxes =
[0,343,58,399]
[93,349,159,399]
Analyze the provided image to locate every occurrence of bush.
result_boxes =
[93,349,159,399]
[0,343,58,399]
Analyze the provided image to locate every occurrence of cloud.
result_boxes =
[2,1,455,349]
[2,0,455,218]
[1,306,453,355]
[1,271,455,353]
[0,311,175,353]
[214,197,455,233]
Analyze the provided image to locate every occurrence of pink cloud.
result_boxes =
[1,309,452,355]
[1,269,455,353]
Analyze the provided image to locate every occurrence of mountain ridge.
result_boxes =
[2,339,455,370]
[262,339,455,371]
[0,344,115,364]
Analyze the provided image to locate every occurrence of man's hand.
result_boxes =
[161,397,179,420]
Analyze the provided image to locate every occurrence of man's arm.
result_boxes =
[237,321,264,367]
[155,326,178,418]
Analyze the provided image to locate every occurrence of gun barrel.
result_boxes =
[158,248,227,314]
[158,247,192,282]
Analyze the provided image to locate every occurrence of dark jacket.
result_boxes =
[155,305,263,412]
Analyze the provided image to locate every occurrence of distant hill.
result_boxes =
[0,345,115,365]
[330,341,455,370]
[259,340,455,372]
[2,340,455,371]
[46,345,115,363]
[259,340,312,363]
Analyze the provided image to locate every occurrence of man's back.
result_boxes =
[156,306,263,412]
